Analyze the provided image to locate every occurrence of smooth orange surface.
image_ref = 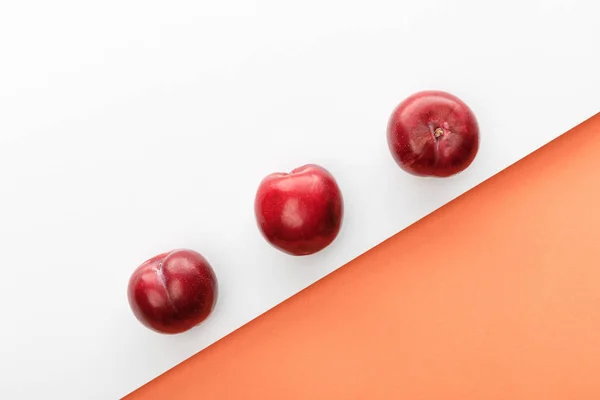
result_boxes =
[127,114,600,400]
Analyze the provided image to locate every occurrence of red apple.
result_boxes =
[387,90,479,177]
[254,164,343,256]
[127,249,218,334]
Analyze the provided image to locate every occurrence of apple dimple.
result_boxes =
[254,164,344,256]
[127,249,217,334]
[387,90,480,177]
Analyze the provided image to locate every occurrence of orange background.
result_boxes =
[127,114,600,399]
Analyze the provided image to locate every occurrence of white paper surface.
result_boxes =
[1,0,599,398]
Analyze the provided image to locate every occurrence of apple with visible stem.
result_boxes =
[127,249,218,334]
[387,90,479,177]
[255,164,344,256]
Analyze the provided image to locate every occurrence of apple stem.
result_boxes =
[434,128,444,138]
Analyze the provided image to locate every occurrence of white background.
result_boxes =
[0,1,598,398]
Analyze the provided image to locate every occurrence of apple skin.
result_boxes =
[127,249,218,334]
[387,90,479,177]
[254,164,344,256]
